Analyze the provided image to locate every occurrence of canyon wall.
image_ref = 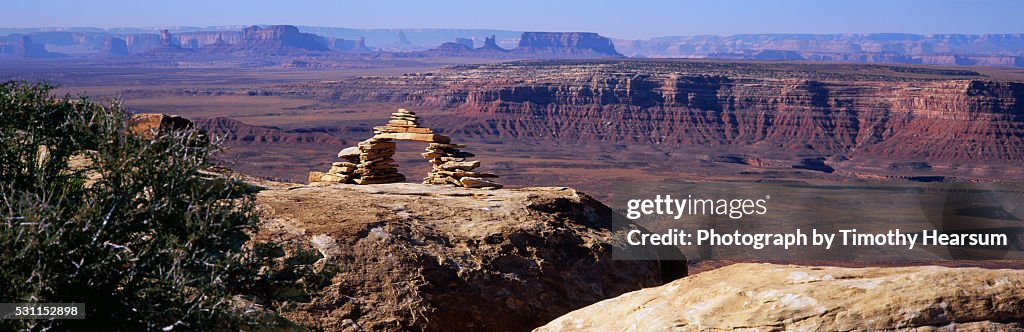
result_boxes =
[242,60,1024,180]
[445,72,1024,163]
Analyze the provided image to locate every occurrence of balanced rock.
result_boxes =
[337,146,360,159]
[311,146,364,184]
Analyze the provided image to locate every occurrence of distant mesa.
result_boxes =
[327,36,372,52]
[141,29,191,54]
[235,25,329,52]
[428,39,476,54]
[454,37,474,48]
[0,36,64,58]
[101,37,129,55]
[425,32,621,59]
[513,32,623,58]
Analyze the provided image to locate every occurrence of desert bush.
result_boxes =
[0,82,264,331]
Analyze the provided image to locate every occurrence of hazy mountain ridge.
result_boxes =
[0,25,525,50]
[615,33,1024,67]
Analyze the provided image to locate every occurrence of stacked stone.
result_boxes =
[310,108,501,188]
[354,137,405,184]
[308,146,361,183]
[423,143,502,188]
[374,108,434,135]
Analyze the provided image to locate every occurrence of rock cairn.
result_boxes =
[307,146,359,183]
[309,109,501,188]
[375,108,433,134]
[423,143,501,188]
[354,137,404,184]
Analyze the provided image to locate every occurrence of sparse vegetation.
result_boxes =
[0,82,266,331]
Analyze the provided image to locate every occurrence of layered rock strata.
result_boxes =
[254,60,1024,181]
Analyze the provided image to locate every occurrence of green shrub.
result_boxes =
[0,82,264,331]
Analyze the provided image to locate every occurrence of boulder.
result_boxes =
[252,183,681,331]
[536,263,1024,331]
[337,146,360,159]
[128,113,197,140]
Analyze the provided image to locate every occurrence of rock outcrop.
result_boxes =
[536,263,1024,331]
[250,182,679,331]
[454,37,474,48]
[193,117,346,145]
[234,25,329,52]
[140,30,191,55]
[419,32,621,59]
[0,36,62,58]
[128,113,197,139]
[100,37,129,55]
[328,36,372,52]
[172,31,243,49]
[477,35,508,52]
[382,30,421,51]
[427,40,476,55]
[159,30,179,48]
[513,32,622,58]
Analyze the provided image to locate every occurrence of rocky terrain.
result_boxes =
[536,263,1024,331]
[201,59,1024,183]
[247,181,684,331]
[236,173,1024,331]
[194,117,348,146]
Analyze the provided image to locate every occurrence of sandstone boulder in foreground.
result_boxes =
[536,263,1024,331]
[252,182,683,331]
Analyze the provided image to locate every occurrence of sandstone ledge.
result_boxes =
[535,263,1024,331]
[252,182,682,331]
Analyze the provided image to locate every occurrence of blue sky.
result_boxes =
[4,0,1023,39]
